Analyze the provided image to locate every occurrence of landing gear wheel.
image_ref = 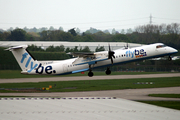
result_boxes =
[105,68,111,75]
[168,56,172,61]
[88,71,94,77]
[88,65,94,77]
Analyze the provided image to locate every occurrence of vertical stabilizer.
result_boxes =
[5,45,39,73]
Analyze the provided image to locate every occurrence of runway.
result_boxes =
[0,73,180,101]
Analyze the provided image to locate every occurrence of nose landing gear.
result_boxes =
[168,56,172,61]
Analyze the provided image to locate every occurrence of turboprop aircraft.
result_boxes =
[6,43,178,77]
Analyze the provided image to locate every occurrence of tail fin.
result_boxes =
[5,45,39,73]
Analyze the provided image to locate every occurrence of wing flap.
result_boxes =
[68,52,95,57]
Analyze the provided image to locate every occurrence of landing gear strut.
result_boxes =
[88,65,94,77]
[105,67,111,75]
[168,56,172,61]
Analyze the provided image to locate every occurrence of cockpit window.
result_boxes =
[156,44,166,48]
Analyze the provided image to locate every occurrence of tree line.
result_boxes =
[0,23,180,49]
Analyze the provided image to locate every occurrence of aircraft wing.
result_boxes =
[70,52,108,65]
[69,52,95,57]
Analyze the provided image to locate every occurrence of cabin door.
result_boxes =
[63,64,68,72]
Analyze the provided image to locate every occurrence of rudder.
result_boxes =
[6,45,39,73]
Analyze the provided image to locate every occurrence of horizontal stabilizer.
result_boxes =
[5,45,28,51]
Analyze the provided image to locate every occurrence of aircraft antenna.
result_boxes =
[150,14,152,25]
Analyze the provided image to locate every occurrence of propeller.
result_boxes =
[124,43,129,49]
[108,44,115,64]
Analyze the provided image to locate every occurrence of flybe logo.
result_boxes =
[126,49,147,58]
[36,63,56,74]
[21,53,38,72]
[21,52,56,74]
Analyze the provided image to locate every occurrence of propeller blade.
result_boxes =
[108,44,115,64]
[108,44,111,51]
[124,43,129,49]
[112,55,115,59]
[111,57,113,64]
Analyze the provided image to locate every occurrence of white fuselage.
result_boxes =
[27,43,177,75]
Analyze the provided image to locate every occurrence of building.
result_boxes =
[0,41,143,51]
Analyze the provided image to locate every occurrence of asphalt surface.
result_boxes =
[0,73,180,101]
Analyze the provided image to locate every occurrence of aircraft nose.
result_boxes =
[169,47,178,54]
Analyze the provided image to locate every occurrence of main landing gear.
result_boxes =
[88,67,112,77]
[88,44,115,77]
[88,65,94,77]
[88,70,94,77]
[105,67,111,75]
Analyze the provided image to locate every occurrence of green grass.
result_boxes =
[0,96,29,98]
[148,94,180,98]
[138,101,180,110]
[139,94,180,111]
[0,77,180,93]
[0,70,54,79]
[0,70,172,79]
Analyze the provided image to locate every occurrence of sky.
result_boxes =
[0,0,180,32]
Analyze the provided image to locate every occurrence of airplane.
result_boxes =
[6,43,178,77]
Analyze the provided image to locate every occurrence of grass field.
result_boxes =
[148,94,180,98]
[0,70,172,79]
[143,94,180,110]
[138,101,180,110]
[0,77,180,93]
